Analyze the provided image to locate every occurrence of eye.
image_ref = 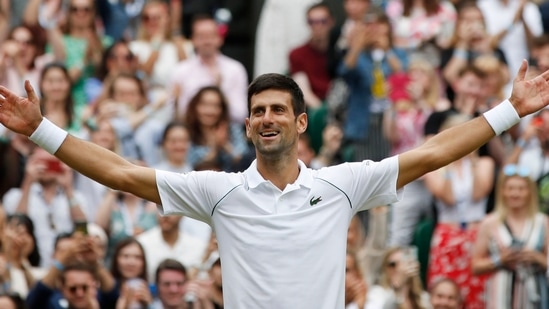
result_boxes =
[252,107,265,116]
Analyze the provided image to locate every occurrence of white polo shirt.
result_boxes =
[156,156,401,309]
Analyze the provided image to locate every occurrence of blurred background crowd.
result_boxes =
[1,0,549,308]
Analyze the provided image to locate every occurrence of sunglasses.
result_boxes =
[68,284,89,294]
[142,14,161,22]
[111,53,134,61]
[14,38,33,45]
[307,18,329,26]
[503,164,530,177]
[70,6,92,13]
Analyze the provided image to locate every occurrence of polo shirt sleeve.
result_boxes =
[342,156,402,213]
[155,169,222,225]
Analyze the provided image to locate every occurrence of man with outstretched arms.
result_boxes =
[0,60,548,308]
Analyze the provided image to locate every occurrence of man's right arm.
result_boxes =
[0,82,161,204]
[55,134,160,204]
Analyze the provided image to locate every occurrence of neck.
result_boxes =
[309,37,328,52]
[199,53,217,66]
[161,228,179,246]
[168,157,185,167]
[70,26,89,38]
[507,207,529,220]
[44,99,65,110]
[255,153,300,191]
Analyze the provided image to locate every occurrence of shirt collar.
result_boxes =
[244,159,314,190]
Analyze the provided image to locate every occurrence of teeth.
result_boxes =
[261,132,278,136]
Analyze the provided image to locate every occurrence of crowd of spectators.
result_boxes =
[0,0,549,308]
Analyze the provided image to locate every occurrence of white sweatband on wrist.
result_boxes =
[483,99,520,136]
[28,118,68,155]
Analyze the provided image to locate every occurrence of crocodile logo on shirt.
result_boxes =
[310,196,322,206]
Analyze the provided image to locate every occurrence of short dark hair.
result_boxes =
[155,258,187,284]
[307,2,332,16]
[191,14,216,36]
[532,34,549,50]
[60,261,97,286]
[247,73,306,117]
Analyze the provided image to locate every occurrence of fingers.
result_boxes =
[540,68,549,82]
[514,59,528,83]
[0,85,15,102]
[25,80,39,104]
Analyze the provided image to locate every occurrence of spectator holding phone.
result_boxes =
[26,232,118,309]
[1,147,88,268]
[472,164,549,308]
[0,214,41,298]
[365,247,429,309]
[110,238,152,309]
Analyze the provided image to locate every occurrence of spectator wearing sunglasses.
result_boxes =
[365,247,429,309]
[472,164,549,309]
[27,0,113,120]
[0,25,55,98]
[507,108,549,214]
[129,0,192,98]
[289,3,334,110]
[83,39,139,107]
[26,234,118,309]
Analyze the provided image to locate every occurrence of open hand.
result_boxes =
[0,81,43,137]
[509,60,549,117]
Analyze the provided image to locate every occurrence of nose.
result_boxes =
[262,109,275,124]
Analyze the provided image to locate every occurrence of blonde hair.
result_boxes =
[473,54,507,100]
[408,57,442,110]
[137,0,172,41]
[494,174,539,221]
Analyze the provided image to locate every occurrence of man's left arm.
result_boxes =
[397,60,549,189]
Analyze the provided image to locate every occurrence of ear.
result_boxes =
[296,113,308,134]
[245,118,251,139]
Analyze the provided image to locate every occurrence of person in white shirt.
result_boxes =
[2,148,88,268]
[137,214,207,282]
[0,60,548,308]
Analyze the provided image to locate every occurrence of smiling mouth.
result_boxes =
[260,131,279,138]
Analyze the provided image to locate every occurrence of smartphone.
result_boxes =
[126,278,142,290]
[45,159,62,173]
[74,221,88,235]
[403,246,418,262]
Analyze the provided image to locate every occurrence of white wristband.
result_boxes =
[28,118,68,155]
[483,99,520,136]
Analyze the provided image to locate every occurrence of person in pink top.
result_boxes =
[169,16,248,124]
